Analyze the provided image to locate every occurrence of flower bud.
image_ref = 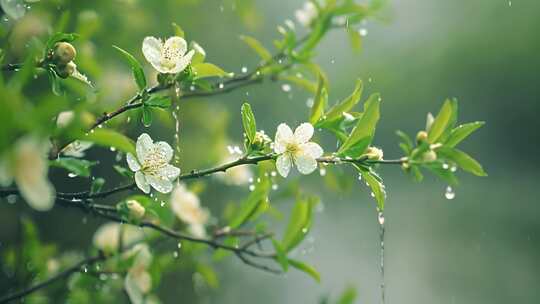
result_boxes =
[364,146,384,161]
[53,42,77,65]
[416,130,428,143]
[126,199,145,220]
[55,61,77,78]
[422,150,437,162]
[251,130,271,150]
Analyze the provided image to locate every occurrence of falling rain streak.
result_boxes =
[377,209,386,304]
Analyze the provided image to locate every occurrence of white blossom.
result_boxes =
[295,2,318,27]
[127,133,180,194]
[170,184,209,238]
[142,36,195,74]
[0,136,55,211]
[124,244,153,304]
[273,122,323,177]
[92,222,143,253]
[126,199,146,220]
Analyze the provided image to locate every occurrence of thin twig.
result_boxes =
[0,252,106,304]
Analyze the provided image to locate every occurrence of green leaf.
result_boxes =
[228,178,270,229]
[282,197,317,252]
[196,263,219,289]
[112,45,147,91]
[347,27,363,51]
[288,259,320,283]
[428,99,457,143]
[241,103,257,144]
[240,35,272,61]
[142,106,152,127]
[396,130,413,154]
[337,287,358,304]
[51,157,98,178]
[357,166,386,210]
[46,32,79,51]
[171,22,185,38]
[424,162,459,186]
[337,94,380,157]
[436,147,487,176]
[90,178,105,194]
[191,62,230,79]
[271,239,289,272]
[445,121,485,148]
[85,129,136,155]
[145,96,171,108]
[325,79,363,122]
[309,75,327,125]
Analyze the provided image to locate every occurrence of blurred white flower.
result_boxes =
[273,122,323,177]
[170,184,209,238]
[0,136,55,211]
[92,222,143,253]
[127,133,180,194]
[56,111,75,128]
[61,140,93,158]
[126,199,146,220]
[295,2,318,27]
[142,36,195,74]
[125,244,153,304]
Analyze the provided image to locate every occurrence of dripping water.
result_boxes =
[377,209,386,304]
[172,105,181,166]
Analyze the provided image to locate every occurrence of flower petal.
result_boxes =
[188,224,207,238]
[126,153,141,172]
[19,175,55,211]
[125,270,151,304]
[135,171,150,194]
[146,175,173,193]
[274,123,293,154]
[153,141,174,163]
[276,154,292,178]
[164,36,187,57]
[300,142,323,159]
[136,133,153,162]
[169,49,194,74]
[294,154,318,175]
[294,122,314,143]
[142,36,163,71]
[158,164,180,181]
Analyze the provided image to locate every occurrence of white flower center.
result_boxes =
[141,147,167,176]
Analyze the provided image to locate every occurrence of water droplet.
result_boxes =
[301,227,308,234]
[359,28,368,37]
[371,192,375,198]
[68,172,78,178]
[306,98,314,108]
[442,163,449,170]
[7,195,17,204]
[271,184,279,190]
[177,242,182,249]
[378,211,385,225]
[270,171,277,177]
[319,168,326,176]
[445,186,455,200]
[248,184,256,191]
[450,165,457,172]
[508,1,512,6]
[241,66,248,73]
[218,83,224,89]
[358,174,362,181]
[281,84,291,92]
[173,251,179,258]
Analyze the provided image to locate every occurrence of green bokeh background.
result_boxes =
[1,0,539,303]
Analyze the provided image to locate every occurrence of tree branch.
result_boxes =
[0,252,106,304]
